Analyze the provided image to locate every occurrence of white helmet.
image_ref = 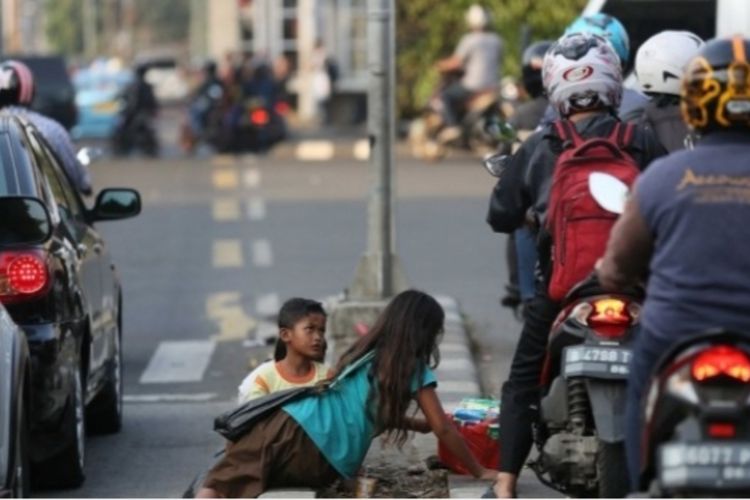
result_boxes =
[542,32,623,117]
[635,30,704,95]
[465,4,489,30]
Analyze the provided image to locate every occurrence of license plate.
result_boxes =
[659,442,750,489]
[562,345,631,379]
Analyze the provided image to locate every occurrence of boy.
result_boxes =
[238,298,330,403]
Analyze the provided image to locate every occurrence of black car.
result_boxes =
[0,296,31,498]
[3,55,78,131]
[0,113,140,488]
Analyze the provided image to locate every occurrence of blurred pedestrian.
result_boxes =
[310,39,334,125]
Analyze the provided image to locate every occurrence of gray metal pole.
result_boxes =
[348,0,406,300]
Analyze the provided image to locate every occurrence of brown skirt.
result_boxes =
[203,410,340,498]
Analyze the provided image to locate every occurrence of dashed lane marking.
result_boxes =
[207,292,258,343]
[140,340,216,384]
[244,168,262,189]
[295,141,335,161]
[252,239,274,268]
[213,169,239,190]
[247,197,266,220]
[213,240,243,268]
[213,199,241,221]
[256,293,280,318]
[353,139,370,161]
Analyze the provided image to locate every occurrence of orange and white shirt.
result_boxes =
[237,360,331,404]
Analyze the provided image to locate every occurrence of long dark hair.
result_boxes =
[333,289,444,446]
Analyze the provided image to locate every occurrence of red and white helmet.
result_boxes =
[542,32,622,117]
[635,30,704,96]
[0,60,35,107]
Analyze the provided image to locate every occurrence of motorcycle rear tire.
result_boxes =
[596,441,629,498]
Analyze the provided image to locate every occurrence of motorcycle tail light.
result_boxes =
[692,345,750,383]
[250,108,270,126]
[0,250,51,304]
[588,298,631,338]
[274,101,290,115]
[708,422,737,439]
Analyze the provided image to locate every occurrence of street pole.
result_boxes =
[348,0,406,300]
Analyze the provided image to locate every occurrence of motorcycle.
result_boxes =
[483,157,640,496]
[111,106,159,158]
[225,97,287,154]
[409,67,504,162]
[638,330,750,497]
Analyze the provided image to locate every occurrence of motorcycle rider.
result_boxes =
[501,40,553,312]
[540,13,649,125]
[634,30,705,152]
[436,4,503,143]
[486,32,666,498]
[184,59,225,152]
[596,35,750,491]
[115,63,159,154]
[0,60,92,195]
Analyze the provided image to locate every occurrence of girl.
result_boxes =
[197,289,497,498]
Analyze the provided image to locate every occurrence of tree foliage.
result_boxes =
[396,0,587,117]
[44,0,84,55]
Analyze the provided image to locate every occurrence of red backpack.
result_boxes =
[545,119,639,302]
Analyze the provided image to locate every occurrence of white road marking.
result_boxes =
[140,340,216,384]
[213,240,243,268]
[247,197,266,220]
[244,168,262,188]
[207,292,257,342]
[353,139,370,161]
[124,393,218,403]
[296,140,335,161]
[212,169,239,190]
[252,239,274,268]
[213,199,240,221]
[256,293,280,317]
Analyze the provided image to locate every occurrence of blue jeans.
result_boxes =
[624,329,673,491]
[514,227,537,302]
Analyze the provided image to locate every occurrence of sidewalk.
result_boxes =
[259,294,493,498]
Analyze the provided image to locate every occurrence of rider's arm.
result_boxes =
[596,190,654,290]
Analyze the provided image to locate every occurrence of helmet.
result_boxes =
[542,32,622,117]
[521,40,553,98]
[681,36,750,133]
[635,31,704,95]
[0,60,35,107]
[465,4,489,30]
[565,13,630,66]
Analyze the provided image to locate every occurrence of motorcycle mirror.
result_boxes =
[483,116,518,144]
[76,147,103,167]
[482,153,511,178]
[589,173,629,214]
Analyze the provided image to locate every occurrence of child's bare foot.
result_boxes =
[492,472,517,498]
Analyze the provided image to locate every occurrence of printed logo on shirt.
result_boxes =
[676,167,750,204]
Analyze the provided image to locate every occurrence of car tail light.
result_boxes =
[274,101,290,115]
[588,298,631,338]
[692,345,750,383]
[250,108,270,126]
[0,250,50,303]
[708,422,737,439]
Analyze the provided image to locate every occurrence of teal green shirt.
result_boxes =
[282,352,437,478]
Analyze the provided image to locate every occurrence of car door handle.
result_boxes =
[92,243,103,255]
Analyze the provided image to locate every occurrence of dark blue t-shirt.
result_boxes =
[636,131,750,341]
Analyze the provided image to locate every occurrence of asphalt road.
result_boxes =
[32,139,554,497]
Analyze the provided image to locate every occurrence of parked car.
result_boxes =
[0,112,141,488]
[3,55,78,131]
[0,297,31,498]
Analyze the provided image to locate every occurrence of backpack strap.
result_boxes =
[553,119,584,149]
[610,121,636,149]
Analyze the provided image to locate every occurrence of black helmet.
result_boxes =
[682,36,750,133]
[521,40,553,98]
[0,60,35,107]
[203,59,217,76]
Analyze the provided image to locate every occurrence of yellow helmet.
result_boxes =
[682,36,750,133]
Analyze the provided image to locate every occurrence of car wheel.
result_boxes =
[11,384,29,498]
[37,370,86,488]
[87,326,123,434]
